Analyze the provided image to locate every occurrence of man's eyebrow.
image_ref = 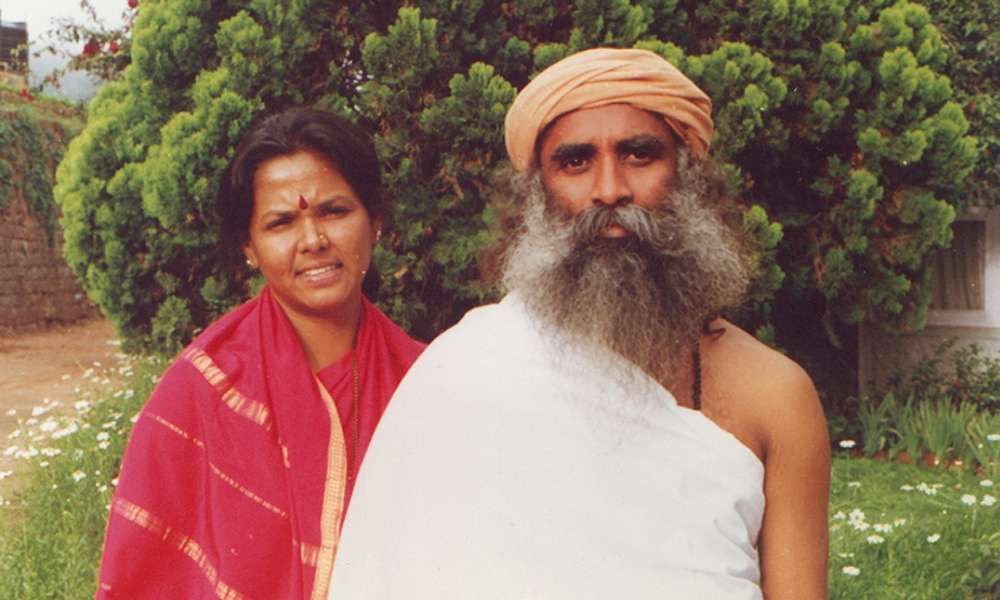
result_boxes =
[548,142,596,164]
[616,135,666,157]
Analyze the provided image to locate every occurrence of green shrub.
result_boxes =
[858,392,896,457]
[889,397,926,461]
[967,412,1000,480]
[55,1,976,381]
[918,0,998,210]
[886,340,1000,412]
[912,400,977,466]
[0,106,78,241]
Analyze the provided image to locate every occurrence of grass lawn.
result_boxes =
[829,458,998,598]
[1,354,997,598]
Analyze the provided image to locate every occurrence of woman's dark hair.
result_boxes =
[218,106,384,249]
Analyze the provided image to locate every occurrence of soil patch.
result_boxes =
[0,318,119,500]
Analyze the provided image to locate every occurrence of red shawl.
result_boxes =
[97,287,424,599]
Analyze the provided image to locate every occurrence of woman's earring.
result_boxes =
[246,258,257,269]
[375,229,382,242]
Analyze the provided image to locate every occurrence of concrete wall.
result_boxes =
[0,194,98,333]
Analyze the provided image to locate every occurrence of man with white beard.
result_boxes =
[330,48,830,600]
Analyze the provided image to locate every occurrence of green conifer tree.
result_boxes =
[56,0,977,403]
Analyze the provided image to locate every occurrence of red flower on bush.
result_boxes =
[19,87,32,101]
[82,38,100,57]
[109,40,120,53]
[128,0,139,8]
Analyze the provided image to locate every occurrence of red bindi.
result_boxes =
[298,195,309,210]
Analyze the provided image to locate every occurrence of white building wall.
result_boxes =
[858,207,1000,396]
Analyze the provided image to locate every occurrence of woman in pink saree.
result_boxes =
[97,107,424,599]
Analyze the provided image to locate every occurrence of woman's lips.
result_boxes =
[298,263,343,284]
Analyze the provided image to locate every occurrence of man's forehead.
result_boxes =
[538,104,679,154]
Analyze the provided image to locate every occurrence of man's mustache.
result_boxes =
[571,204,680,254]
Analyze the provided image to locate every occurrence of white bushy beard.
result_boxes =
[501,150,751,388]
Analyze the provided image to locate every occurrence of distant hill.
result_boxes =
[29,49,100,103]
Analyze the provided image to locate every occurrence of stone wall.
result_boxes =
[0,194,98,333]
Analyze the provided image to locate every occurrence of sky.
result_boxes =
[1,0,129,101]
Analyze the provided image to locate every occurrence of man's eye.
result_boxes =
[627,150,655,163]
[561,157,588,170]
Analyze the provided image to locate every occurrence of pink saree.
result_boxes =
[97,287,423,599]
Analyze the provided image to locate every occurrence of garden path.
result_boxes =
[0,319,118,499]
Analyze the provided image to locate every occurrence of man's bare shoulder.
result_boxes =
[705,319,816,400]
[702,319,826,458]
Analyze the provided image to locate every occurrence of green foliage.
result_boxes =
[858,392,896,456]
[846,340,1000,473]
[0,106,77,241]
[917,0,998,209]
[56,0,980,385]
[885,340,1000,412]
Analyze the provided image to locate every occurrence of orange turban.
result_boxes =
[504,47,713,171]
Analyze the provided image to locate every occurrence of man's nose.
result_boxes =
[592,157,633,207]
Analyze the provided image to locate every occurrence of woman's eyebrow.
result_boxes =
[314,196,353,207]
[259,207,296,219]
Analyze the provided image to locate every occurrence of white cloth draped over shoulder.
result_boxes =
[330,293,765,599]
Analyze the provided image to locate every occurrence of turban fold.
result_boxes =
[504,47,713,171]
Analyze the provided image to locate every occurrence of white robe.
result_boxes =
[330,293,765,599]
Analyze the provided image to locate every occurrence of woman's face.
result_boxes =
[243,149,379,322]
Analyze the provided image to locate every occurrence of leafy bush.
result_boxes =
[918,0,998,210]
[858,392,896,457]
[0,104,78,241]
[886,340,1000,412]
[967,414,1000,480]
[55,1,976,379]
[848,340,998,471]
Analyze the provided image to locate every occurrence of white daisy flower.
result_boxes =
[961,494,977,506]
[842,566,860,576]
[927,533,941,543]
